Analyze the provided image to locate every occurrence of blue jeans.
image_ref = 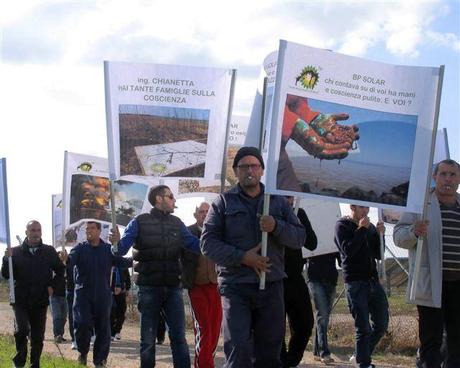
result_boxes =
[346,279,389,368]
[49,295,68,337]
[219,281,285,368]
[137,286,190,368]
[308,281,336,358]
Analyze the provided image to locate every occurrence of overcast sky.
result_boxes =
[1,0,459,245]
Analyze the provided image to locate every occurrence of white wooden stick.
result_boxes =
[259,193,271,290]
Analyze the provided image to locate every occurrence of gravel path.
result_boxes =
[0,302,411,367]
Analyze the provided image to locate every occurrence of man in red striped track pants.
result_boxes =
[182,202,222,368]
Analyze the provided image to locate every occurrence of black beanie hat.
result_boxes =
[232,146,265,169]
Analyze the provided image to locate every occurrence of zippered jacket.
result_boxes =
[2,240,65,307]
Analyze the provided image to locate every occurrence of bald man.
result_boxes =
[182,202,222,368]
[2,220,65,368]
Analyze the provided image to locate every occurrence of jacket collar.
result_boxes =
[21,239,43,253]
[150,206,171,217]
[234,182,265,199]
[83,239,105,247]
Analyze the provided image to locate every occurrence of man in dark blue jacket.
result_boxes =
[2,220,65,368]
[69,221,132,367]
[334,205,388,368]
[201,146,306,368]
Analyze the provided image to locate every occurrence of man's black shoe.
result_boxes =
[77,353,87,366]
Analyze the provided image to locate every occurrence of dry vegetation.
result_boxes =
[119,113,208,176]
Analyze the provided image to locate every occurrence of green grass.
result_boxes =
[331,285,417,316]
[0,334,81,368]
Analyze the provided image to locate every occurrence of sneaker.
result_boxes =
[77,353,87,366]
[313,355,321,361]
[115,333,121,340]
[71,340,77,350]
[321,355,334,364]
[349,354,356,364]
[111,335,115,341]
[94,360,107,368]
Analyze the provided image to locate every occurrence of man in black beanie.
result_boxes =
[202,146,306,367]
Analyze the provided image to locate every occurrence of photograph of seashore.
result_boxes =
[281,97,418,206]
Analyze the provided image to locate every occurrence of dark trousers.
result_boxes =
[12,304,48,368]
[49,295,67,337]
[219,281,285,368]
[346,279,389,368]
[417,280,460,368]
[74,290,112,365]
[157,313,166,343]
[281,277,314,368]
[110,292,127,336]
[66,290,74,340]
[308,280,336,358]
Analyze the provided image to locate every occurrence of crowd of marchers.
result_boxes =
[2,147,459,368]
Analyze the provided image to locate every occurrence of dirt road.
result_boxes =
[0,302,411,367]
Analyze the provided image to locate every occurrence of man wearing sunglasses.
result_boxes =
[201,146,306,367]
[111,185,200,368]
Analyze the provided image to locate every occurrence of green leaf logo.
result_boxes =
[296,66,319,90]
[77,162,93,172]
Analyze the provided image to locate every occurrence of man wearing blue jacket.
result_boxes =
[111,185,200,368]
[201,146,306,368]
[69,221,132,367]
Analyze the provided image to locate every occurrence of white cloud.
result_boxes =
[383,1,449,57]
[2,0,453,67]
[0,0,45,27]
[339,21,382,56]
[0,63,107,242]
[426,30,460,51]
[1,0,458,243]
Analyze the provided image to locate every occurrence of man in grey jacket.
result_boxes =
[201,146,306,368]
[394,159,460,368]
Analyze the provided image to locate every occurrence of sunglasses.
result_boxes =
[237,164,261,171]
[162,194,175,200]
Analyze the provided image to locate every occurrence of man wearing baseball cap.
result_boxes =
[201,146,306,367]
